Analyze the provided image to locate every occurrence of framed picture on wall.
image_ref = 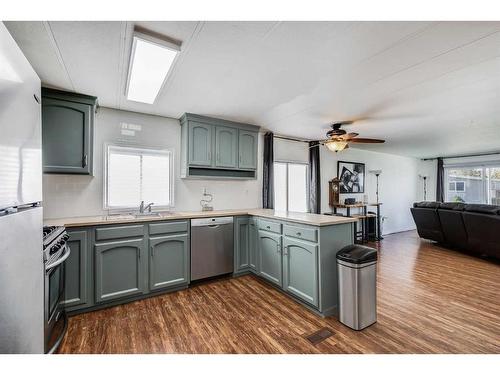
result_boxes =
[337,161,365,193]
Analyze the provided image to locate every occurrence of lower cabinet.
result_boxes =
[94,238,147,303]
[248,218,259,272]
[64,229,89,308]
[234,217,250,273]
[149,234,189,291]
[282,237,319,307]
[258,230,282,286]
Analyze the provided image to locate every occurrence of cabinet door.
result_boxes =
[258,230,282,286]
[238,130,258,170]
[235,217,249,272]
[188,121,213,166]
[249,218,259,272]
[215,126,238,168]
[95,238,146,303]
[63,230,88,308]
[282,237,319,307]
[149,234,189,291]
[42,97,92,174]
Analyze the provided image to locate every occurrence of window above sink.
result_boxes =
[104,144,174,211]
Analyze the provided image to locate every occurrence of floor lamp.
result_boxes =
[369,170,382,204]
[419,175,429,201]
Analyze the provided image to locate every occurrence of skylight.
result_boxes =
[126,30,180,104]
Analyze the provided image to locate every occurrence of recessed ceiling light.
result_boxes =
[126,29,181,104]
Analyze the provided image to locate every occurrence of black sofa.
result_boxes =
[411,201,500,260]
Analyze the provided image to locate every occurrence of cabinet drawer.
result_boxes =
[258,219,281,234]
[283,224,318,243]
[95,225,145,241]
[149,221,188,236]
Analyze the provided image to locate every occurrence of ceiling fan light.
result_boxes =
[325,140,348,152]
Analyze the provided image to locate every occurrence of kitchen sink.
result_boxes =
[134,212,162,218]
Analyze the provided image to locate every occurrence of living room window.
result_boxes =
[105,145,174,210]
[273,162,309,213]
[444,166,500,204]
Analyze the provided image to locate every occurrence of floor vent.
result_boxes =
[304,327,334,345]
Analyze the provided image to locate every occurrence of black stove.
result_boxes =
[42,225,68,264]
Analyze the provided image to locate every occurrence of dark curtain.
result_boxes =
[262,132,274,208]
[309,141,321,213]
[436,157,444,202]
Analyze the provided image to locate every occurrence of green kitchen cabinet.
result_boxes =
[180,113,260,179]
[63,229,89,308]
[258,230,282,286]
[234,217,250,273]
[41,88,97,175]
[94,238,147,303]
[149,234,189,291]
[188,121,213,166]
[282,237,319,307]
[248,218,259,272]
[238,130,258,170]
[215,126,238,168]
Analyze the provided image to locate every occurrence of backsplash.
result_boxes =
[42,107,263,219]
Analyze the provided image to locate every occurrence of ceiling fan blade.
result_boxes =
[349,138,385,144]
[339,132,359,140]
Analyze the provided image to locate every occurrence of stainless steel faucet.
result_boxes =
[139,201,154,213]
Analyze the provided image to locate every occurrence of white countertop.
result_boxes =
[44,208,357,228]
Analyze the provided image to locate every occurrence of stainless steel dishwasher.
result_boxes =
[190,216,234,281]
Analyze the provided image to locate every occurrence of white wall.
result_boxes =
[43,107,263,219]
[320,147,420,235]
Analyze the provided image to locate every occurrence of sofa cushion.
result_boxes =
[414,201,441,209]
[462,211,500,258]
[437,209,467,250]
[439,202,466,211]
[464,204,500,215]
[410,207,445,243]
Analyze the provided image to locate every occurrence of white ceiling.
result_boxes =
[5,21,500,158]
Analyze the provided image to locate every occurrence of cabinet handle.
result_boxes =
[296,232,301,236]
[151,245,154,257]
[138,250,141,260]
[276,243,281,253]
[266,225,271,229]
[283,245,289,256]
[82,154,88,168]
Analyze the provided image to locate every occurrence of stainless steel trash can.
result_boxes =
[337,245,378,330]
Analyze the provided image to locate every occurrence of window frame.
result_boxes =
[273,160,310,213]
[444,166,498,204]
[103,144,175,211]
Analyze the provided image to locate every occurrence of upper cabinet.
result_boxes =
[188,121,213,166]
[238,130,258,170]
[180,113,259,179]
[41,88,97,175]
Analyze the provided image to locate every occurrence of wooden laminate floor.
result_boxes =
[58,231,500,354]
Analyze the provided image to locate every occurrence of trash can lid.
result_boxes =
[336,244,377,264]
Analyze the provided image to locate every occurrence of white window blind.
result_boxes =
[105,145,173,210]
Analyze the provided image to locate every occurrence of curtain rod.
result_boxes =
[273,134,311,143]
[422,150,500,161]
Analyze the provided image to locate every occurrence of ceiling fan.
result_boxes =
[314,121,385,152]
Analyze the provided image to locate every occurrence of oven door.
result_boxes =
[45,245,71,353]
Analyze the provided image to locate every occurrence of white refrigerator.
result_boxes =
[0,22,44,353]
